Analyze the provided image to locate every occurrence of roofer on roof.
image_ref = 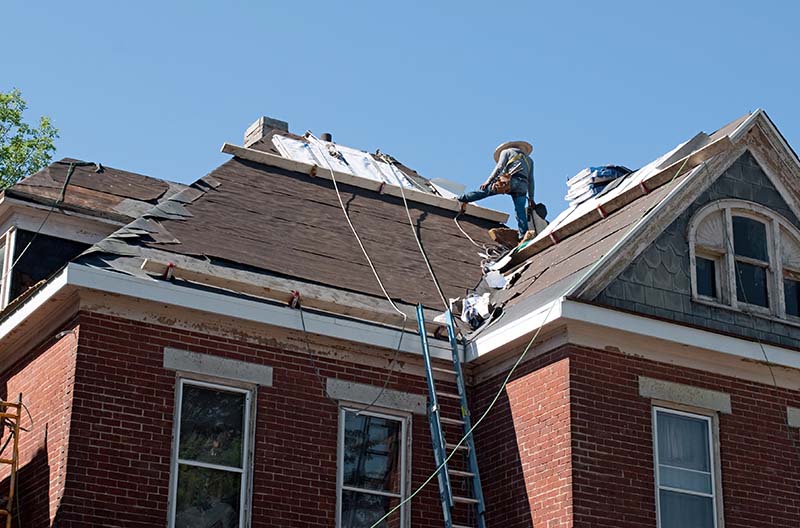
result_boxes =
[457,140,534,242]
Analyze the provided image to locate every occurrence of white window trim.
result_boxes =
[652,405,724,528]
[0,226,16,309]
[168,377,256,528]
[336,405,411,528]
[689,199,800,323]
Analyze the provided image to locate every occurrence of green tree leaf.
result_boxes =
[0,88,58,189]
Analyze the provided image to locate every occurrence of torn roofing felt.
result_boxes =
[5,157,188,223]
[79,155,503,311]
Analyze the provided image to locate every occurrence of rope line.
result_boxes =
[303,133,409,413]
[0,161,100,289]
[369,149,700,528]
[380,157,449,311]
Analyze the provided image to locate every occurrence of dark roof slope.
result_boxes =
[6,158,187,223]
[87,156,501,310]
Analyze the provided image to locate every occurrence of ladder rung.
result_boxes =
[432,366,456,376]
[446,442,469,452]
[448,468,475,478]
[453,496,479,504]
[0,413,18,419]
[0,402,20,408]
[437,391,461,400]
[0,458,14,465]
[0,509,9,516]
[440,416,465,426]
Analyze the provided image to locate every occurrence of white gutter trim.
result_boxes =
[467,297,800,371]
[0,267,70,342]
[64,263,455,361]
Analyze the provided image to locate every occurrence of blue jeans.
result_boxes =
[458,188,528,237]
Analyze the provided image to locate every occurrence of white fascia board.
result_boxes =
[0,267,70,342]
[559,300,800,370]
[64,263,454,361]
[468,296,800,371]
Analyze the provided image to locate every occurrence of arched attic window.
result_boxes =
[689,200,800,320]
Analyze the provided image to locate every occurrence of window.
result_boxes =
[690,200,800,320]
[0,230,9,307]
[169,379,253,528]
[653,407,719,528]
[337,407,408,528]
[9,229,89,301]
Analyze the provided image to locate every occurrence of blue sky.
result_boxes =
[4,1,799,217]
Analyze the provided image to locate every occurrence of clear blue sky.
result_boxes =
[5,1,799,217]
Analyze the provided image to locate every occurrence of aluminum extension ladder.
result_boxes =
[416,305,487,528]
[0,396,22,528]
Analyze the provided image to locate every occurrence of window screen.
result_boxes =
[732,216,768,261]
[785,278,800,317]
[172,381,251,528]
[339,409,406,528]
[654,409,716,528]
[735,262,769,307]
[695,257,717,298]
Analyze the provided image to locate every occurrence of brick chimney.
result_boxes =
[244,116,289,148]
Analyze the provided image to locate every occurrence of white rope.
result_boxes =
[381,157,449,311]
[306,133,408,321]
[369,149,701,528]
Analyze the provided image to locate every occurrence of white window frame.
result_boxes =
[689,199,800,323]
[168,377,255,528]
[336,405,410,528]
[0,227,16,309]
[653,406,722,528]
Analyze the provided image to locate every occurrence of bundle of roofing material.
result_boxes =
[565,165,632,206]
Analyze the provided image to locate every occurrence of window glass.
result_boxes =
[0,238,6,301]
[174,465,241,528]
[341,490,402,528]
[340,409,405,528]
[343,413,401,492]
[732,216,768,261]
[659,489,714,528]
[173,382,249,528]
[655,409,715,528]
[179,385,245,467]
[735,262,769,307]
[785,278,800,317]
[695,257,717,298]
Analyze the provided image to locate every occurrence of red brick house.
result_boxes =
[0,110,799,527]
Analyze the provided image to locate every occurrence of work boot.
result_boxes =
[488,227,521,249]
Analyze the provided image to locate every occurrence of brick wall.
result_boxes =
[59,311,447,527]
[471,349,572,528]
[0,318,79,527]
[569,344,800,528]
[472,342,800,528]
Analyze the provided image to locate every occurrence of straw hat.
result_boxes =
[493,140,533,162]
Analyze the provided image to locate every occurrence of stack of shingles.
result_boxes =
[564,165,632,206]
